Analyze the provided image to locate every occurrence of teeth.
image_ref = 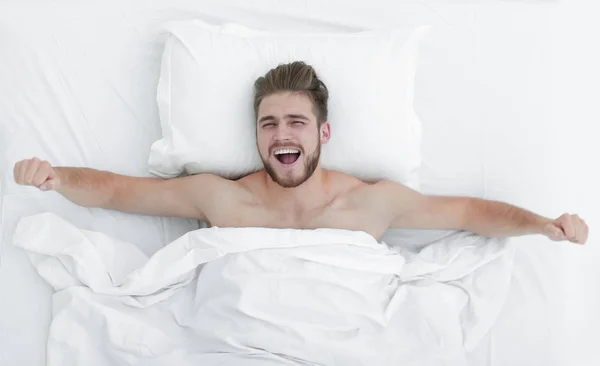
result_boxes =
[274,148,300,155]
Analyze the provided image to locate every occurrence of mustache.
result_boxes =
[269,142,303,155]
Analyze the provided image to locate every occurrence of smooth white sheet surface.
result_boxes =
[1,1,597,365]
[13,212,513,366]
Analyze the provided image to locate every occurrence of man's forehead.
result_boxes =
[258,92,316,119]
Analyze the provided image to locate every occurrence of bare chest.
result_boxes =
[209,201,385,240]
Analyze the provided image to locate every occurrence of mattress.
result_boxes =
[1,1,598,365]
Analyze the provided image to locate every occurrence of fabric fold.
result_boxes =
[14,212,514,366]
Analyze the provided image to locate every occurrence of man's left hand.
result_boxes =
[543,213,589,244]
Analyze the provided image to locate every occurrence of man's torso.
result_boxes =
[202,170,391,240]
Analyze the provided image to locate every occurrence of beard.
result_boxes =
[261,142,321,188]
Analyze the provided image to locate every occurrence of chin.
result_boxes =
[273,170,306,188]
[276,179,305,189]
[263,163,304,187]
[261,149,319,188]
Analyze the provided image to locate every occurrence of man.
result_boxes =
[13,61,588,244]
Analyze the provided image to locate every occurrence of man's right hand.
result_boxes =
[13,158,61,191]
[11,157,233,222]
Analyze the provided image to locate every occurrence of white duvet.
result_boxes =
[13,213,514,366]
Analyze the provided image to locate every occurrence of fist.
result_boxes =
[543,213,589,245]
[13,158,61,191]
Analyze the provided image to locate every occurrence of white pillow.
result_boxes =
[149,20,431,190]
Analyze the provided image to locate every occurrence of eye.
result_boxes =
[262,122,275,128]
[292,121,304,125]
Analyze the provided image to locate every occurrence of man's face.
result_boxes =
[256,92,330,188]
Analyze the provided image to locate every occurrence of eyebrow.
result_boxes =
[258,114,310,123]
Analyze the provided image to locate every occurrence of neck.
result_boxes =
[262,165,329,215]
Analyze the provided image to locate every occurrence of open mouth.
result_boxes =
[274,148,301,165]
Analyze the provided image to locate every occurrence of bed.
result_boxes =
[1,1,598,365]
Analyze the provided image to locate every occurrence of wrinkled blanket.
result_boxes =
[13,212,514,366]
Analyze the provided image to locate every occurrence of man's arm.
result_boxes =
[13,157,227,221]
[371,180,588,244]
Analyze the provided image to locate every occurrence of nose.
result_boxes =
[273,123,292,141]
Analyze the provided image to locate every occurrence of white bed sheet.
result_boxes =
[1,1,596,365]
[12,213,515,366]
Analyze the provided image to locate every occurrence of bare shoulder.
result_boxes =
[235,171,263,186]
[180,173,240,192]
[233,171,267,203]
[325,171,378,207]
[326,170,366,192]
[342,178,417,206]
[169,173,255,224]
[173,173,253,206]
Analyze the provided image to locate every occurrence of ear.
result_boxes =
[320,122,331,144]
